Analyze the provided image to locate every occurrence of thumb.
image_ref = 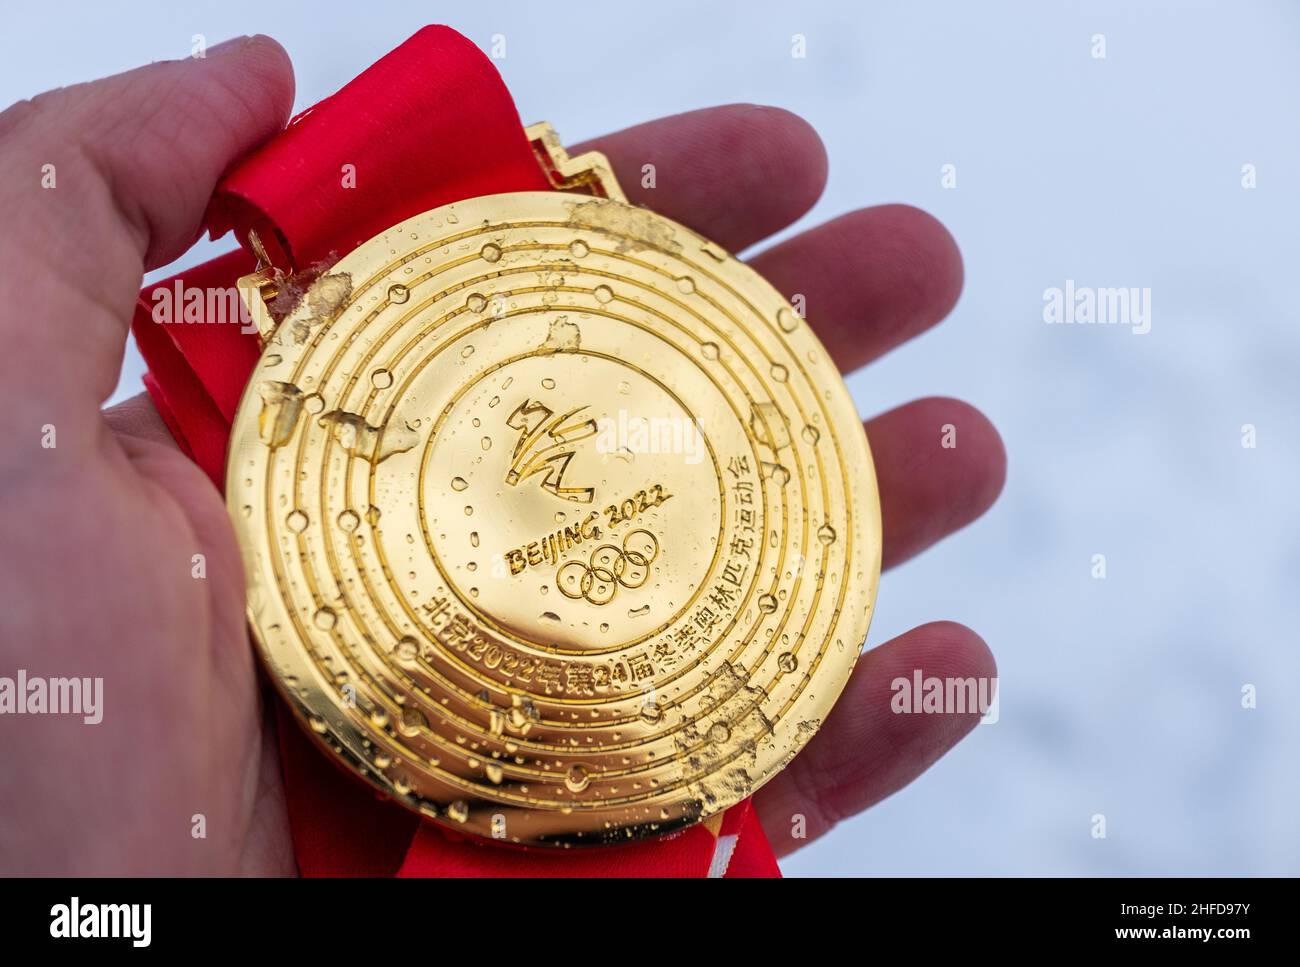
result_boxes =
[0,36,294,457]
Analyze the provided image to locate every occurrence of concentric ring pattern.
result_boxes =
[226,191,881,846]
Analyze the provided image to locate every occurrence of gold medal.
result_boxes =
[227,126,882,846]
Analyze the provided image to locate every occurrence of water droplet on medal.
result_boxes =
[337,509,360,532]
[388,283,410,304]
[640,703,662,724]
[464,505,473,516]
[569,239,589,258]
[769,464,791,486]
[770,362,789,382]
[285,509,308,533]
[802,424,821,445]
[401,707,428,734]
[777,307,799,332]
[451,476,468,492]
[264,353,282,366]
[313,607,337,631]
[676,275,696,294]
[565,764,591,793]
[594,284,614,304]
[485,762,504,785]
[541,377,556,390]
[778,652,799,674]
[481,436,492,451]
[394,636,418,661]
[480,243,502,263]
[817,523,837,545]
[303,393,325,415]
[371,369,394,389]
[700,341,719,360]
[467,293,487,313]
[469,531,479,547]
[309,715,329,734]
[461,345,475,360]
[758,593,778,614]
[708,722,731,743]
[447,800,470,823]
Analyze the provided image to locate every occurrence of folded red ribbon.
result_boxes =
[132,25,779,879]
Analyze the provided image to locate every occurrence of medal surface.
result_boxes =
[227,139,881,846]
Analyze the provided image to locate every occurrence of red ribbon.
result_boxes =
[132,25,779,878]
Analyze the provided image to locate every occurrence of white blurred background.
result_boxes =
[4,0,1297,875]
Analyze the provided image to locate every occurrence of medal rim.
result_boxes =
[225,189,883,847]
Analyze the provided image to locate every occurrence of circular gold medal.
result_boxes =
[227,183,881,846]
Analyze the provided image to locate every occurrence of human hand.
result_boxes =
[0,35,1004,873]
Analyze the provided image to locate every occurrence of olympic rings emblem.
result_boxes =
[556,529,661,605]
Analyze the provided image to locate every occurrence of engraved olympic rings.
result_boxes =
[556,529,660,605]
